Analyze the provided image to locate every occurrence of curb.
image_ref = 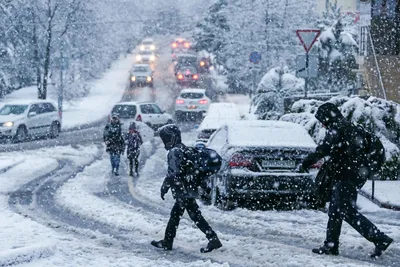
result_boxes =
[359,189,400,211]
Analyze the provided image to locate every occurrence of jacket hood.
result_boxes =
[159,124,182,150]
[315,103,344,128]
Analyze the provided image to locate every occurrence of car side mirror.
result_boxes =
[28,112,37,117]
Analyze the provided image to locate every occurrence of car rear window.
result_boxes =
[180,93,204,99]
[133,67,148,72]
[112,105,137,118]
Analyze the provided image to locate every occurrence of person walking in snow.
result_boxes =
[300,102,393,258]
[103,114,125,176]
[126,122,143,176]
[151,124,222,253]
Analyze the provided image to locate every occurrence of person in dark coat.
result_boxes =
[126,122,143,176]
[301,102,393,258]
[104,114,125,176]
[151,124,222,253]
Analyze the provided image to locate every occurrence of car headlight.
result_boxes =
[131,76,136,82]
[146,76,152,82]
[150,55,156,61]
[140,45,145,51]
[136,55,142,61]
[150,45,156,50]
[2,122,13,127]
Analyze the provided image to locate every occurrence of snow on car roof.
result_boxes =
[180,88,206,94]
[206,103,241,119]
[225,120,316,149]
[198,116,238,132]
[3,99,56,106]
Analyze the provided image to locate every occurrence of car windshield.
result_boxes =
[180,92,204,99]
[0,105,28,115]
[133,67,149,72]
[111,105,137,118]
[140,51,153,55]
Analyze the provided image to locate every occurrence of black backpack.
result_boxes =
[354,125,385,174]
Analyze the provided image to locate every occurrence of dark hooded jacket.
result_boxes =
[302,103,369,184]
[104,122,125,154]
[159,125,198,199]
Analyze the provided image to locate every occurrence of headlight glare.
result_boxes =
[2,121,13,127]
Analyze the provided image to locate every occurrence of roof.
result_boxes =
[198,117,238,131]
[115,101,156,106]
[225,120,316,149]
[179,88,206,94]
[133,64,151,68]
[1,99,57,106]
[207,103,241,119]
[142,38,154,42]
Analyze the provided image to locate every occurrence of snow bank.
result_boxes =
[0,243,56,266]
[281,96,400,179]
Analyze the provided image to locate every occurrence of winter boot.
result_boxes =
[371,236,393,258]
[200,237,222,253]
[151,239,173,251]
[114,170,119,176]
[312,241,339,256]
[129,169,133,176]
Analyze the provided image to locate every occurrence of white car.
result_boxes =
[111,102,173,130]
[0,100,61,142]
[197,103,242,143]
[139,38,156,52]
[136,50,156,64]
[174,88,211,121]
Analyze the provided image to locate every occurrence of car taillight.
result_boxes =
[192,74,199,80]
[177,74,184,80]
[176,99,185,104]
[229,154,252,167]
[184,42,190,48]
[199,99,207,105]
[172,43,177,48]
[136,114,142,121]
[199,61,205,67]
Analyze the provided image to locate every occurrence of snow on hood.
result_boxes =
[0,114,25,123]
[198,117,238,132]
[226,120,316,149]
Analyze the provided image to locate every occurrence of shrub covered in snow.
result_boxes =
[280,96,400,180]
[250,67,304,119]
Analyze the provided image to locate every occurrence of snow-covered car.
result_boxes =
[139,38,156,52]
[174,88,211,121]
[111,102,173,130]
[205,120,318,210]
[0,100,61,142]
[136,50,156,64]
[175,66,200,86]
[171,38,190,53]
[197,103,242,143]
[129,64,154,88]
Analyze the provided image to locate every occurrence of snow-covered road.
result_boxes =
[1,36,399,267]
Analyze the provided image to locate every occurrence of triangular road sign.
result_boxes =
[296,30,321,53]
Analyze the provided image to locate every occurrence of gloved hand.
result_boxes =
[161,185,169,200]
[298,164,309,173]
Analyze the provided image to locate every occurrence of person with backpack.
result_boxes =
[103,114,125,176]
[151,124,223,253]
[126,122,143,176]
[300,102,393,258]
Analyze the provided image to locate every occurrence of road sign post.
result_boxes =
[249,51,261,98]
[296,30,321,98]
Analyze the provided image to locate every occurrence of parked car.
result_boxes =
[136,50,156,64]
[197,103,242,143]
[204,120,319,210]
[175,66,200,86]
[139,38,156,52]
[0,100,61,142]
[111,102,173,130]
[129,64,154,88]
[174,88,210,121]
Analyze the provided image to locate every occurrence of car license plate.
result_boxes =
[262,160,296,168]
[187,105,197,109]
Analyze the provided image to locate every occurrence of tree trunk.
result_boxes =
[41,4,53,100]
[33,19,42,99]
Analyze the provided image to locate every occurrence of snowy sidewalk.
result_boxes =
[360,180,400,211]
[2,53,134,130]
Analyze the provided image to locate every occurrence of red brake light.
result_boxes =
[199,61,205,67]
[185,70,191,75]
[229,154,252,167]
[199,99,207,105]
[177,74,184,80]
[176,99,185,104]
[136,114,142,121]
[192,74,199,80]
[184,42,190,48]
[172,43,177,48]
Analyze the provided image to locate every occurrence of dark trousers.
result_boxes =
[128,156,139,173]
[326,181,388,246]
[110,153,120,171]
[164,198,216,243]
